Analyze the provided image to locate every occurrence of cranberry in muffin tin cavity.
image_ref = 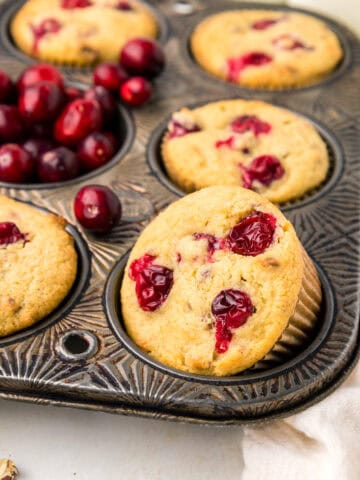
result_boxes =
[231,115,271,136]
[227,52,272,82]
[0,222,26,246]
[168,120,201,139]
[61,0,92,8]
[212,289,254,354]
[252,18,280,30]
[30,18,62,54]
[129,254,174,312]
[242,154,284,189]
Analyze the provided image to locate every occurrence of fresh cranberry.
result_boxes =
[84,86,117,123]
[242,154,284,189]
[93,63,128,92]
[65,86,83,102]
[116,1,132,10]
[103,131,118,151]
[18,81,64,123]
[212,289,254,353]
[227,212,276,256]
[17,64,64,92]
[54,99,103,145]
[120,38,165,79]
[0,106,24,142]
[37,147,80,183]
[168,120,201,139]
[129,253,173,311]
[61,0,92,8]
[0,70,15,104]
[0,222,26,246]
[30,18,62,53]
[231,115,271,136]
[120,77,152,107]
[252,18,279,30]
[272,34,312,51]
[0,144,34,183]
[28,122,54,138]
[227,52,272,82]
[74,185,121,233]
[77,132,115,172]
[23,138,56,160]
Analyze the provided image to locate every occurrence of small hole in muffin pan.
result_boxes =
[104,253,335,385]
[180,2,353,93]
[0,0,170,72]
[146,100,344,211]
[56,330,99,361]
[0,201,91,348]
[0,80,135,191]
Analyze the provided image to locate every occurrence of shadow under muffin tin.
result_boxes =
[0,0,358,425]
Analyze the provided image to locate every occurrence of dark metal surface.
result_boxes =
[0,0,359,425]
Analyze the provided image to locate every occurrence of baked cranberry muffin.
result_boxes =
[191,10,343,88]
[121,186,322,376]
[162,99,329,203]
[0,195,77,337]
[11,0,158,65]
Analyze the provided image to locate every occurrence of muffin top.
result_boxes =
[162,99,329,203]
[11,0,158,65]
[0,195,77,337]
[121,186,305,376]
[191,10,343,88]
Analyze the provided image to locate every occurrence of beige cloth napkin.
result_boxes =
[242,362,360,480]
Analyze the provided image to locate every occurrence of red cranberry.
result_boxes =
[0,222,26,246]
[74,185,121,233]
[120,38,165,79]
[103,131,118,151]
[54,99,103,145]
[61,0,92,8]
[272,34,312,51]
[215,136,235,149]
[37,147,80,183]
[0,105,24,142]
[65,86,83,102]
[212,289,254,353]
[0,144,34,183]
[242,155,284,189]
[252,18,279,30]
[193,232,225,261]
[28,122,54,138]
[18,81,64,123]
[168,120,201,139]
[0,70,15,104]
[227,212,276,257]
[77,132,115,172]
[23,138,56,160]
[30,19,62,54]
[17,64,64,92]
[227,52,272,82]
[120,77,152,107]
[93,63,128,92]
[129,254,174,311]
[116,1,132,10]
[84,86,117,123]
[231,115,271,136]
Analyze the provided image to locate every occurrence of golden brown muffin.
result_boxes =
[0,195,77,337]
[191,10,343,88]
[121,186,321,376]
[11,0,158,65]
[162,100,329,203]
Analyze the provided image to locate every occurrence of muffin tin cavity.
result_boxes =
[181,3,352,92]
[104,253,335,385]
[0,217,91,348]
[0,0,170,70]
[146,103,344,211]
[56,330,99,361]
[0,80,134,190]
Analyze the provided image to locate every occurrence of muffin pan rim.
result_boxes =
[180,1,353,93]
[146,98,345,211]
[0,0,171,72]
[0,199,92,348]
[0,79,135,191]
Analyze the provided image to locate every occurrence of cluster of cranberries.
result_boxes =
[0,63,122,184]
[93,37,165,107]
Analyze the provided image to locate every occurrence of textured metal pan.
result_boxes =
[0,0,359,425]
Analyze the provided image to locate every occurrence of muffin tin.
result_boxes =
[0,0,359,425]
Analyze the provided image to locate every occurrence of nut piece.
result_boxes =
[0,459,18,480]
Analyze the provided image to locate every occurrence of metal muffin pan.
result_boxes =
[0,0,359,425]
